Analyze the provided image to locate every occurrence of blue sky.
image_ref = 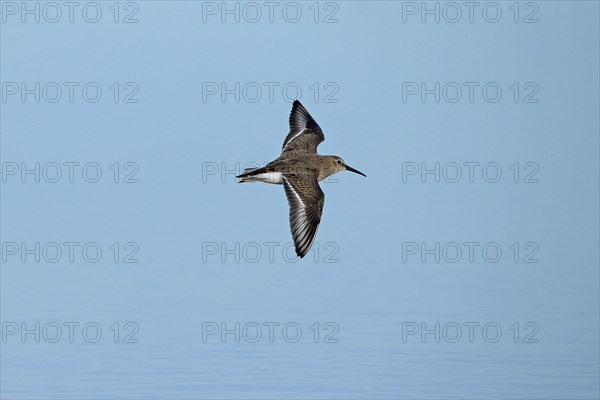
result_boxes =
[1,1,599,398]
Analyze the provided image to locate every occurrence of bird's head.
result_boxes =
[320,156,366,179]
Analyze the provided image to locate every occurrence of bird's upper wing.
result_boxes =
[281,100,325,154]
[282,173,325,258]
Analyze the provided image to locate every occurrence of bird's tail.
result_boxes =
[236,167,283,184]
[236,166,267,183]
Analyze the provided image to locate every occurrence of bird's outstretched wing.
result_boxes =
[281,100,325,154]
[282,173,325,258]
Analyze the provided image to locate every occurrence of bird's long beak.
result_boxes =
[345,164,366,177]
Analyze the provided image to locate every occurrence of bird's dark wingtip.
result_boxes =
[291,99,306,113]
[294,246,304,258]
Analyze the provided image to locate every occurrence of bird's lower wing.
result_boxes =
[282,174,325,258]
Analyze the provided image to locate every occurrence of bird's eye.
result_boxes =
[337,160,342,165]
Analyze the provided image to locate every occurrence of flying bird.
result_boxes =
[237,100,366,258]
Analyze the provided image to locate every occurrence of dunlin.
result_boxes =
[237,100,366,258]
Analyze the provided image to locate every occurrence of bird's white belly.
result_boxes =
[254,172,283,184]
